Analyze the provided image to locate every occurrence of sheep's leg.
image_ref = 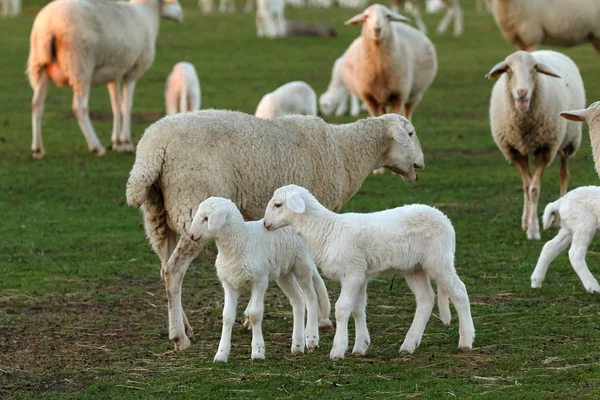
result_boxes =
[351,281,370,356]
[31,71,49,159]
[349,94,360,117]
[114,80,136,153]
[451,0,463,37]
[407,1,428,34]
[189,92,200,113]
[107,81,122,148]
[214,281,239,362]
[404,102,417,120]
[399,269,435,354]
[247,277,269,360]
[335,91,349,117]
[568,220,600,293]
[527,153,547,240]
[277,273,308,354]
[330,277,363,360]
[293,256,325,348]
[559,150,569,197]
[364,98,383,117]
[512,154,532,232]
[165,90,179,116]
[72,86,106,156]
[243,0,253,13]
[531,229,572,289]
[390,0,400,13]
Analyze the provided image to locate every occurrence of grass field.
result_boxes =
[2,0,600,398]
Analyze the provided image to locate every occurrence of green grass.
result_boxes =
[2,0,600,398]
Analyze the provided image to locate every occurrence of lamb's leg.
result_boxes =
[349,94,360,117]
[31,71,49,159]
[330,277,363,360]
[568,220,600,293]
[214,281,239,362]
[114,80,136,153]
[247,277,269,360]
[165,89,179,116]
[527,153,548,240]
[399,269,435,354]
[292,256,325,348]
[107,81,122,149]
[407,0,427,34]
[72,85,106,156]
[512,153,532,233]
[243,0,254,13]
[559,149,570,197]
[531,229,572,289]
[451,0,463,37]
[335,91,349,117]
[390,0,400,13]
[277,273,308,354]
[436,3,454,35]
[351,281,370,356]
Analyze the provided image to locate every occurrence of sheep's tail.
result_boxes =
[125,143,164,208]
[313,273,333,329]
[27,29,55,88]
[542,199,561,230]
[437,287,451,326]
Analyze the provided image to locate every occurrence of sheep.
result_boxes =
[27,0,183,159]
[198,0,236,13]
[475,0,492,13]
[174,197,333,358]
[1,0,20,17]
[486,50,585,240]
[126,110,424,349]
[255,81,317,119]
[262,184,475,359]
[256,0,286,38]
[390,0,463,37]
[165,62,201,116]
[492,0,600,53]
[560,102,600,178]
[531,186,600,294]
[319,55,363,118]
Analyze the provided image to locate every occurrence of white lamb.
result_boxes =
[560,102,600,178]
[198,0,236,13]
[255,81,317,119]
[390,0,463,37]
[173,197,332,358]
[1,0,20,17]
[531,186,600,294]
[487,50,585,240]
[492,0,600,53]
[165,62,201,116]
[262,185,475,359]
[27,0,183,158]
[319,55,362,118]
[256,0,286,38]
[126,111,424,349]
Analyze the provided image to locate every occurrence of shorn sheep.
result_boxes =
[390,0,463,37]
[27,0,183,158]
[560,102,600,178]
[1,0,20,17]
[531,186,600,294]
[319,55,362,118]
[486,50,585,240]
[492,0,600,53]
[180,197,332,359]
[126,111,424,349]
[255,81,317,119]
[262,185,475,359]
[165,62,201,115]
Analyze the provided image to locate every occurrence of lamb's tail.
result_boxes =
[27,29,55,88]
[313,273,333,330]
[542,199,561,230]
[125,141,165,209]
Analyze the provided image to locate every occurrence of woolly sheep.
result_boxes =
[165,62,201,116]
[262,184,475,359]
[126,111,424,347]
[255,81,317,119]
[531,186,600,294]
[256,0,286,38]
[1,0,20,17]
[168,197,333,359]
[27,0,183,158]
[560,102,600,178]
[391,0,463,36]
[492,0,600,53]
[199,0,235,13]
[486,50,585,240]
[319,55,363,118]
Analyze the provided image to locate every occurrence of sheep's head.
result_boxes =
[486,51,561,112]
[189,197,237,243]
[319,92,338,117]
[560,101,600,126]
[345,4,409,42]
[263,185,311,231]
[161,0,184,22]
[379,114,424,182]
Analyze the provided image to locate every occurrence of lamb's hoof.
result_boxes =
[242,317,252,330]
[329,347,346,360]
[585,284,600,294]
[351,343,369,356]
[32,149,45,159]
[526,230,541,240]
[251,353,265,361]
[318,318,334,331]
[112,141,135,153]
[458,339,473,350]
[91,146,106,157]
[291,342,305,355]
[530,278,543,289]
[172,335,191,351]
[399,340,418,354]
[214,353,228,363]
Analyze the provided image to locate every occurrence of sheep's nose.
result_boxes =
[263,220,271,230]
[374,27,381,35]
[414,163,421,169]
[190,234,196,241]
[516,89,527,98]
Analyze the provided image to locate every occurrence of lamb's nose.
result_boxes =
[516,89,527,98]
[190,234,196,241]
[374,28,381,35]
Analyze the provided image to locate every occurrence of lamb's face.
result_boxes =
[382,114,424,182]
[486,51,561,113]
[344,5,409,42]
[560,101,600,126]
[189,198,232,243]
[263,185,307,231]
[161,0,184,22]
[319,92,337,117]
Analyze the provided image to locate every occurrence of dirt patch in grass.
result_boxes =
[61,112,165,123]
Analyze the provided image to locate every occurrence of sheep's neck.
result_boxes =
[293,206,339,264]
[214,224,248,259]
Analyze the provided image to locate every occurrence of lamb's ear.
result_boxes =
[208,207,228,231]
[388,12,410,23]
[485,61,508,80]
[287,195,306,214]
[535,63,561,78]
[345,13,367,25]
[560,108,592,123]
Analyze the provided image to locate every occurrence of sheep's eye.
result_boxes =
[203,217,208,222]
[274,203,282,208]
[408,131,414,137]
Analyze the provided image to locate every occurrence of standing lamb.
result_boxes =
[198,0,236,13]
[492,0,600,53]
[262,185,475,359]
[1,0,20,17]
[560,102,600,178]
[390,0,463,37]
[126,111,424,348]
[174,197,332,358]
[256,0,286,38]
[27,0,183,158]
[531,186,600,294]
[255,81,317,119]
[165,62,201,116]
[319,55,362,118]
[487,50,585,240]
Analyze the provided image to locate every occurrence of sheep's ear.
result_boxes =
[485,61,508,80]
[535,63,561,78]
[560,109,592,123]
[208,207,228,231]
[388,12,410,23]
[345,13,367,25]
[287,195,306,214]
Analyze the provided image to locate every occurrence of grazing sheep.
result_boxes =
[391,0,463,36]
[319,55,363,118]
[126,111,424,349]
[256,0,286,38]
[165,62,201,116]
[171,197,333,358]
[492,0,600,53]
[1,0,20,17]
[262,184,475,359]
[487,50,585,240]
[27,0,183,158]
[255,81,317,119]
[560,102,600,178]
[531,186,600,294]
[199,0,236,13]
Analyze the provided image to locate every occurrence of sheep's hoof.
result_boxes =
[318,318,334,331]
[526,230,541,240]
[91,146,106,157]
[291,343,305,354]
[32,149,45,159]
[172,335,191,351]
[112,141,135,153]
[251,353,265,361]
[214,353,228,363]
[530,278,543,289]
[329,347,346,360]
[458,338,474,350]
[242,317,252,330]
[399,341,418,354]
[306,340,319,353]
[586,284,600,294]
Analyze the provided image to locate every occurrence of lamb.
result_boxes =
[319,55,363,118]
[492,0,600,53]
[255,81,317,119]
[27,0,183,158]
[256,0,286,38]
[1,0,20,17]
[560,102,600,178]
[262,184,475,359]
[198,0,235,13]
[486,50,585,240]
[390,0,463,37]
[530,186,600,294]
[165,62,201,116]
[126,110,424,349]
[172,197,333,358]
